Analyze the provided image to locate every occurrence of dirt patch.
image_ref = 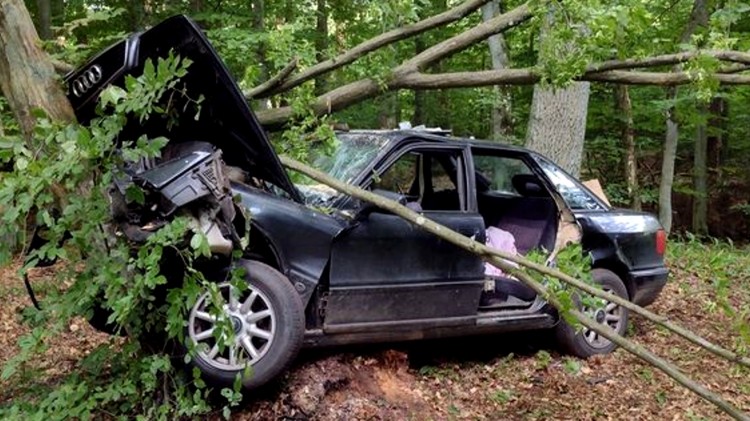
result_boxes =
[0,258,748,419]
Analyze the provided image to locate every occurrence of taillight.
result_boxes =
[655,229,667,255]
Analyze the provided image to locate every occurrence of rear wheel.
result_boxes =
[554,268,629,358]
[186,260,304,390]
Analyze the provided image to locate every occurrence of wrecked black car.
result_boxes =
[63,15,669,390]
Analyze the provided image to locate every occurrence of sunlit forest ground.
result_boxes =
[1,239,748,420]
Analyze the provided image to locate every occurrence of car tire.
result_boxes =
[186,260,304,390]
[554,268,629,358]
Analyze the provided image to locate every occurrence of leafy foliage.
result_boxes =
[668,234,750,354]
[0,54,241,419]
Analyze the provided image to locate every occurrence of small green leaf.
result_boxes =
[125,185,146,205]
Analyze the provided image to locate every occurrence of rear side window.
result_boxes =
[473,155,533,196]
[535,157,606,211]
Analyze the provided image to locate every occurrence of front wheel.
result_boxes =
[554,268,629,358]
[186,260,304,390]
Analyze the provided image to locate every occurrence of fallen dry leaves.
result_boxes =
[0,256,748,420]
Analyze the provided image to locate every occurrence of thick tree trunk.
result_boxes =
[377,93,399,129]
[524,7,590,176]
[707,96,726,175]
[35,0,51,39]
[0,0,74,141]
[251,0,269,110]
[481,1,513,139]
[692,105,709,235]
[314,0,329,95]
[190,0,203,14]
[659,96,678,231]
[413,36,427,125]
[658,0,708,233]
[525,83,590,176]
[50,0,62,28]
[616,85,640,210]
[126,0,146,31]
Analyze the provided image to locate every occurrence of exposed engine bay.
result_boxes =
[109,140,245,255]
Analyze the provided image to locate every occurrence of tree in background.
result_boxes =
[8,0,750,236]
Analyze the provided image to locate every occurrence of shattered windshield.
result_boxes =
[534,156,606,211]
[296,133,391,205]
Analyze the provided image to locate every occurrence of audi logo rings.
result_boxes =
[71,65,103,97]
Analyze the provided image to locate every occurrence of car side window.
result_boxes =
[472,154,533,196]
[372,152,418,194]
[371,150,464,211]
[534,156,606,211]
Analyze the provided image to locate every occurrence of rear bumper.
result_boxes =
[630,266,669,306]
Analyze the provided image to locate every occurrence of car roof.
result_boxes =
[337,129,534,155]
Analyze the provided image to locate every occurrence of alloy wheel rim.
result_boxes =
[188,282,276,371]
[582,286,623,349]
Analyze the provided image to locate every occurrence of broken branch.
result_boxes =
[397,2,532,73]
[586,50,750,73]
[253,0,495,98]
[244,57,299,99]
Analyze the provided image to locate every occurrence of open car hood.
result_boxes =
[64,15,301,201]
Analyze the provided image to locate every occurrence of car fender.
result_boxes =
[232,183,346,305]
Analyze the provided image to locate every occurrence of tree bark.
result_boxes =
[281,155,750,420]
[525,7,590,177]
[257,4,532,128]
[35,0,51,40]
[190,0,203,14]
[255,68,750,129]
[314,0,329,95]
[526,83,590,176]
[616,85,640,210]
[0,0,75,141]
[660,95,679,231]
[126,0,146,31]
[257,0,493,98]
[50,0,62,28]
[659,0,708,233]
[692,105,709,235]
[413,35,427,126]
[482,0,513,139]
[250,0,269,110]
[707,97,727,173]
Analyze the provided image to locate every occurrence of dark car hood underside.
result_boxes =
[64,15,300,201]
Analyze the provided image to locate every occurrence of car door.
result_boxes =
[324,143,487,331]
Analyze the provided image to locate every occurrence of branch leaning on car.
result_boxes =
[280,155,750,421]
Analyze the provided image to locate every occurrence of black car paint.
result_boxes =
[67,15,669,348]
[64,15,300,201]
[239,130,668,345]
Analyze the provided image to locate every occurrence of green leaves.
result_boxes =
[0,53,237,419]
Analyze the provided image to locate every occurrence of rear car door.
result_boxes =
[325,143,487,331]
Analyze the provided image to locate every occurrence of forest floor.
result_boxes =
[0,240,748,420]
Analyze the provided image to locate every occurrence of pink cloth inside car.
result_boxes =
[484,226,519,277]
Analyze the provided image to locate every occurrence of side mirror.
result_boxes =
[356,189,407,219]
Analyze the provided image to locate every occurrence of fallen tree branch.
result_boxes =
[52,59,74,74]
[586,50,750,73]
[505,265,750,421]
[397,2,532,73]
[244,57,299,99]
[280,155,750,420]
[584,70,750,85]
[252,0,494,98]
[720,63,750,74]
[256,4,533,128]
[256,66,750,127]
